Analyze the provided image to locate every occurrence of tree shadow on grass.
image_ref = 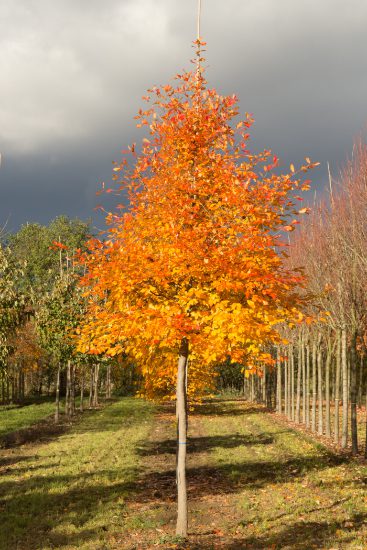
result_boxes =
[0,399,151,448]
[131,451,347,505]
[1,417,68,448]
[0,468,140,549]
[191,403,265,417]
[184,513,367,549]
[138,433,275,456]
[0,446,348,549]
[0,454,33,468]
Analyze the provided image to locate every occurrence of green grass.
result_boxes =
[0,400,56,439]
[200,401,367,549]
[3,397,367,549]
[0,397,155,550]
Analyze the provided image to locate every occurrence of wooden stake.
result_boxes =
[197,0,202,40]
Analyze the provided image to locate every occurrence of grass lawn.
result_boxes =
[199,401,367,548]
[118,400,367,549]
[2,397,367,549]
[0,397,155,550]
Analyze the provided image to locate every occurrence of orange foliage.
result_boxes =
[77,41,314,399]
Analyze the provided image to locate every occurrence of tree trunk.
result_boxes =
[70,363,76,416]
[301,333,306,424]
[176,338,189,537]
[291,346,295,421]
[341,325,348,449]
[89,367,94,408]
[325,338,331,437]
[306,341,310,428]
[276,347,282,414]
[334,329,341,445]
[55,363,61,423]
[65,360,71,418]
[284,352,289,417]
[312,337,317,432]
[296,340,301,424]
[80,371,84,412]
[350,330,358,455]
[358,353,364,408]
[93,364,100,407]
[106,364,111,399]
[317,335,323,436]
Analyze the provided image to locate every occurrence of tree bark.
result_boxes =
[291,346,295,421]
[301,332,306,424]
[65,360,71,418]
[325,338,331,437]
[296,340,301,424]
[284,352,289,417]
[341,325,348,449]
[334,329,341,445]
[176,338,189,537]
[350,330,358,455]
[276,347,282,414]
[312,336,317,432]
[306,341,310,428]
[70,363,76,416]
[317,335,323,436]
[93,364,100,407]
[358,353,364,408]
[55,363,61,423]
[89,367,94,408]
[80,371,84,412]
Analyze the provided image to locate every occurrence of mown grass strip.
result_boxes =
[0,400,56,439]
[200,400,367,549]
[0,397,155,550]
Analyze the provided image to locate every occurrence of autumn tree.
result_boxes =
[77,40,315,536]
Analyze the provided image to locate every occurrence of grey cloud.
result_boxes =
[1,0,367,230]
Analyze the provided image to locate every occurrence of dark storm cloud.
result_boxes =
[1,0,367,231]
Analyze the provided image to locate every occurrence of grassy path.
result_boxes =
[2,399,367,549]
[122,400,367,549]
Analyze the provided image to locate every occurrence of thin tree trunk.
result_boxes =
[334,329,341,445]
[312,336,317,432]
[325,338,331,437]
[317,335,323,435]
[287,356,291,417]
[306,341,310,428]
[262,365,266,404]
[358,353,364,408]
[65,360,71,418]
[106,364,111,399]
[302,332,306,424]
[80,371,84,412]
[89,367,94,408]
[70,363,76,416]
[176,338,189,537]
[350,330,358,455]
[55,363,61,423]
[291,346,295,421]
[284,352,288,417]
[276,347,282,414]
[341,325,348,449]
[296,339,301,424]
[93,364,100,407]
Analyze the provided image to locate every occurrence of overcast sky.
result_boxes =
[1,0,367,233]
